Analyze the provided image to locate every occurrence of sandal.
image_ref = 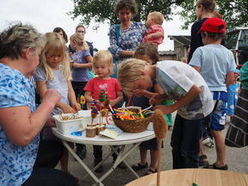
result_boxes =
[199,154,209,168]
[144,168,157,175]
[131,162,148,171]
[211,163,228,170]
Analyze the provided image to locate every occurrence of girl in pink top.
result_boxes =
[84,50,123,172]
[142,11,164,46]
[84,50,123,106]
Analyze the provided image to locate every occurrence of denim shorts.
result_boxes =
[210,99,227,131]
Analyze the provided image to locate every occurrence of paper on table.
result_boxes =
[99,125,123,139]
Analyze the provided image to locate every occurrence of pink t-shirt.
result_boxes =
[84,77,122,100]
[142,24,164,46]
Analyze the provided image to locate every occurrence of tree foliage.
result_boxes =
[179,0,248,30]
[70,0,248,30]
[69,0,183,26]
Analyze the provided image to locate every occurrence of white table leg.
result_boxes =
[81,149,113,181]
[114,144,140,178]
[99,143,140,182]
[62,141,104,186]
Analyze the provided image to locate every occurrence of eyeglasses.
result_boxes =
[77,30,85,33]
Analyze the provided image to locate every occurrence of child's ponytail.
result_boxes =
[70,33,89,51]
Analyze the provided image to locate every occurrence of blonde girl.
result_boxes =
[70,33,93,107]
[35,32,80,114]
[84,50,123,106]
[34,32,80,171]
[84,50,123,172]
[70,33,93,160]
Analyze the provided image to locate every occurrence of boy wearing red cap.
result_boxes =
[189,17,236,170]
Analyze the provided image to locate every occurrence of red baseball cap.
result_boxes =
[199,17,226,33]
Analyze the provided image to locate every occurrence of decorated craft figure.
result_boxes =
[98,89,110,124]
[89,100,99,125]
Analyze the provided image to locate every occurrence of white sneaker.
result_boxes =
[203,137,214,148]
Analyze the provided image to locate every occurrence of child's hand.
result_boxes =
[71,102,81,111]
[234,72,240,81]
[149,94,165,105]
[154,105,174,115]
[72,62,81,68]
[42,89,61,107]
[59,103,76,113]
[133,89,145,96]
[109,100,116,107]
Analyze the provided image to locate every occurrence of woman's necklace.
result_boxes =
[121,22,132,30]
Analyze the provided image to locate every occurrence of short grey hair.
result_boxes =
[0,23,44,60]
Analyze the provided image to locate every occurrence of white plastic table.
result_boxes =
[52,128,155,186]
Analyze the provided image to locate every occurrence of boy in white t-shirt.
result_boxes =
[118,59,213,169]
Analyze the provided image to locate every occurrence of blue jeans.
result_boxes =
[171,114,202,169]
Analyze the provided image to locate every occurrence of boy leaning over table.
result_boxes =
[118,59,214,169]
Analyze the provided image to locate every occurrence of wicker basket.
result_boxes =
[112,106,153,133]
[113,114,152,133]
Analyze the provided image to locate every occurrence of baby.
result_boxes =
[142,11,164,46]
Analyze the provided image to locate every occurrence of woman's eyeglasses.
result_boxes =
[77,30,85,34]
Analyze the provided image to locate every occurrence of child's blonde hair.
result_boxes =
[93,50,114,75]
[39,32,71,80]
[118,58,148,93]
[148,11,164,25]
[70,33,89,50]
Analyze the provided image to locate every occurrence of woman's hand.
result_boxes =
[143,35,151,40]
[1,89,60,146]
[119,50,135,58]
[42,89,61,107]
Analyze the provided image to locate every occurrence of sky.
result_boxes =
[0,0,190,51]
